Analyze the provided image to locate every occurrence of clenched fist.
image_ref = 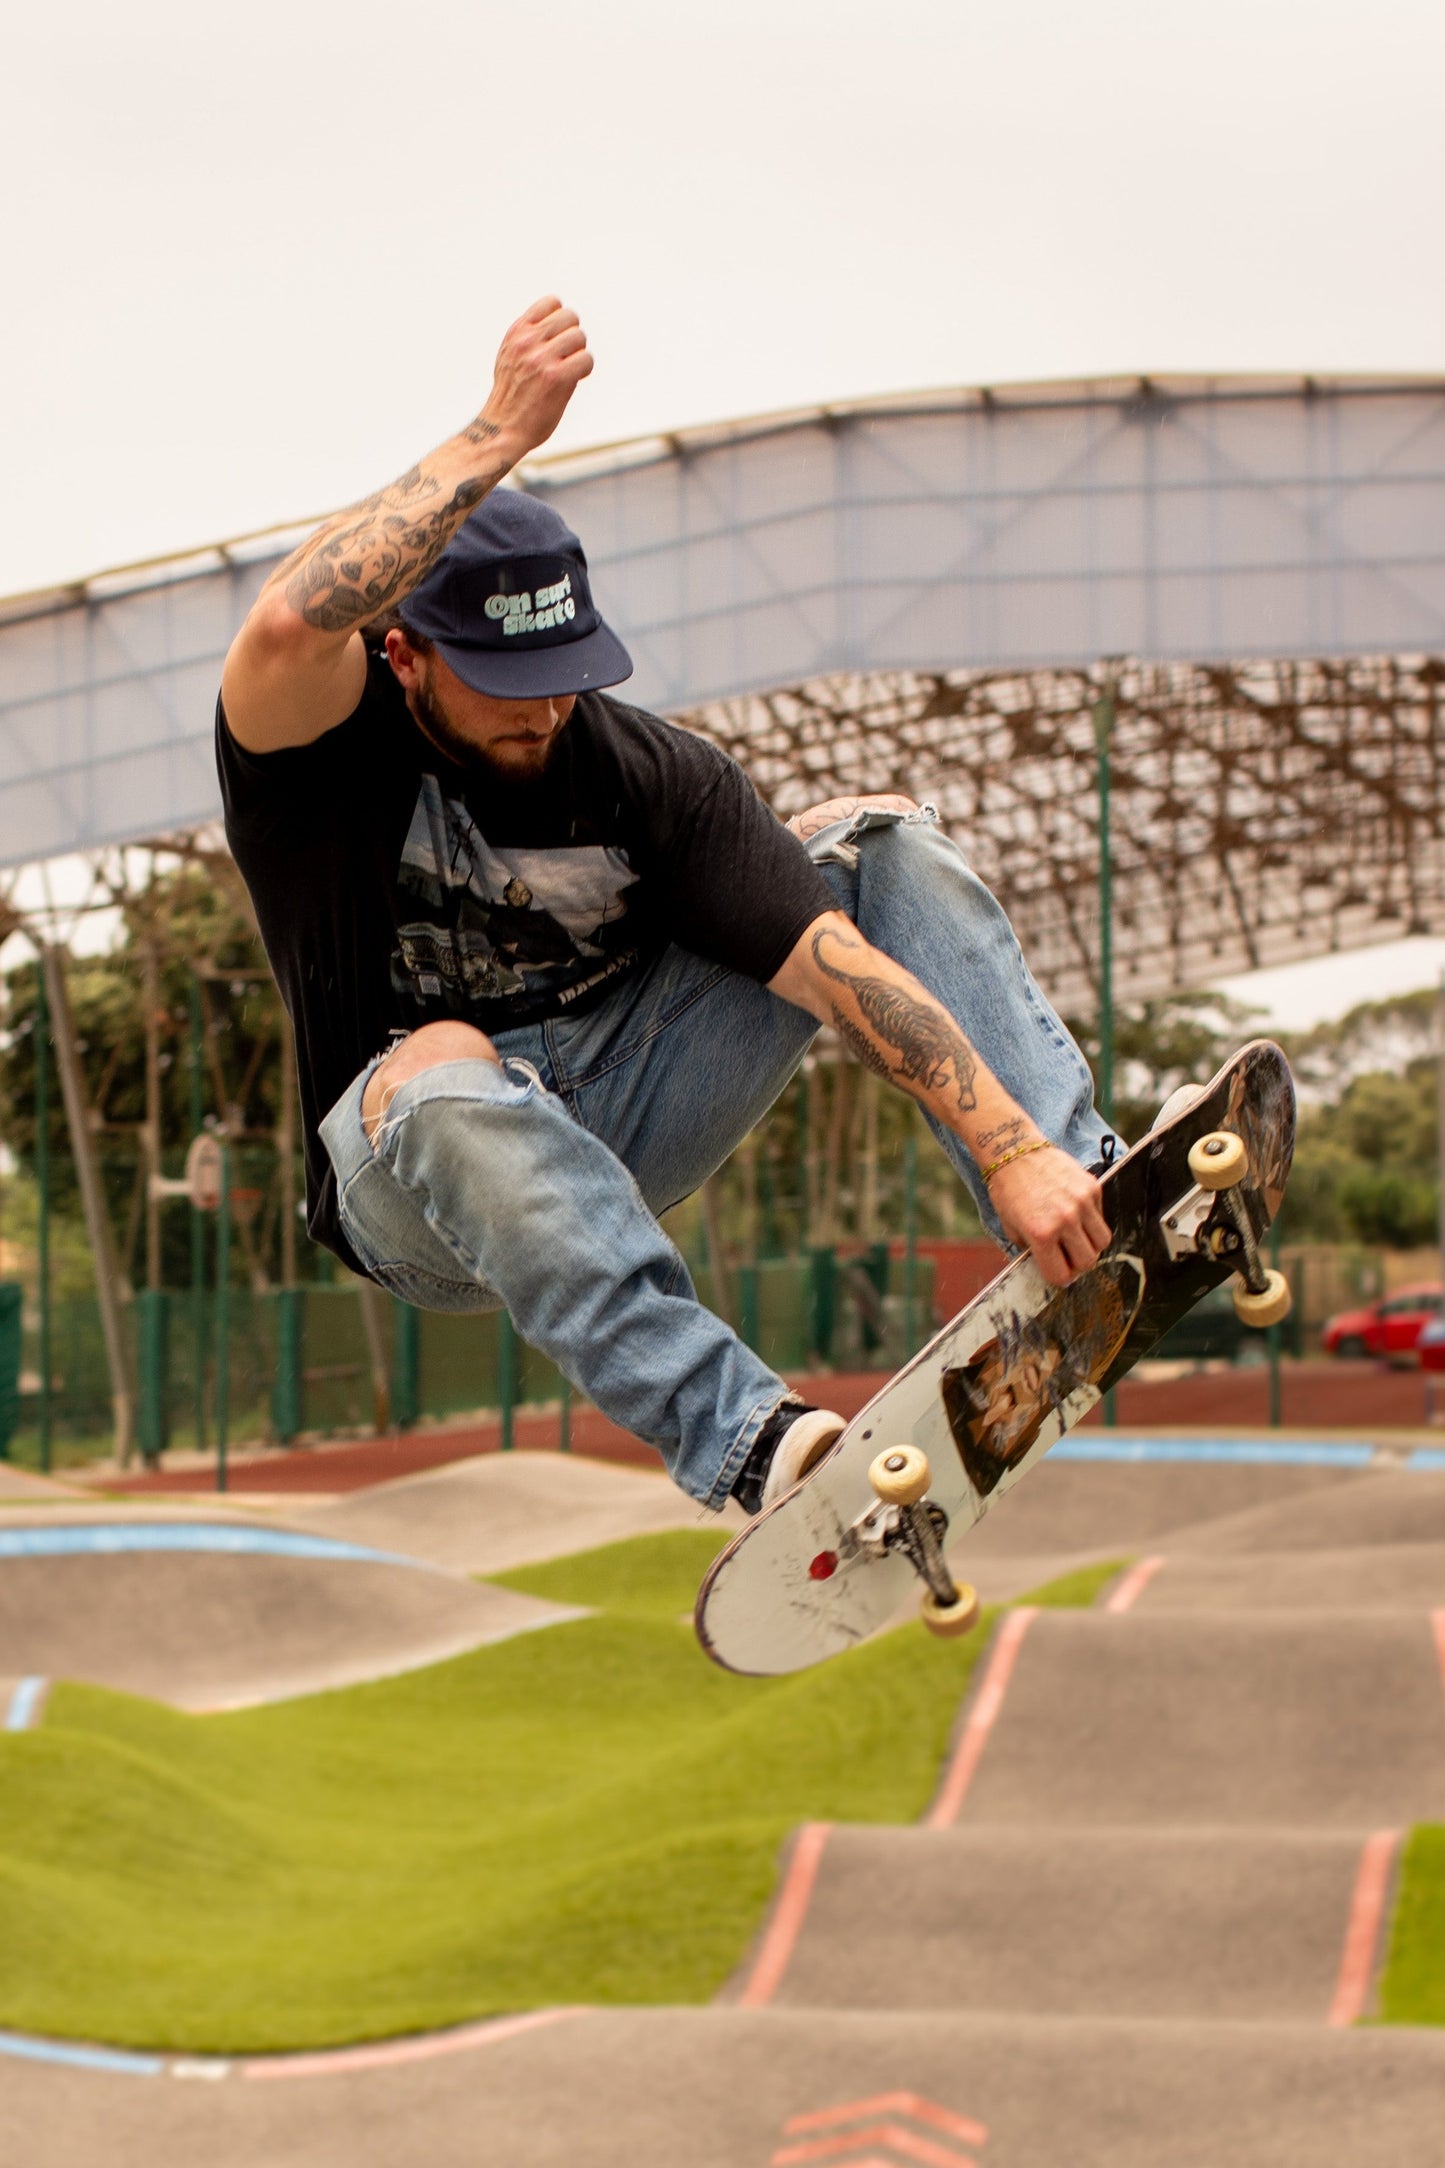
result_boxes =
[477,296,594,461]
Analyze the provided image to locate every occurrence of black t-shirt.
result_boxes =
[217,649,832,1268]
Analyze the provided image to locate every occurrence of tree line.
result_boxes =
[0,860,1438,1298]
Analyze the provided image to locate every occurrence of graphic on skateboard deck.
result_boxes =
[695,1039,1295,1676]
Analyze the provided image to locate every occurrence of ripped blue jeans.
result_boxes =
[319,809,1115,1508]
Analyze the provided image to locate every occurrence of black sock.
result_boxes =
[728,1397,816,1514]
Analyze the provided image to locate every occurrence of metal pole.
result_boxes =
[278,1009,298,1289]
[498,1312,517,1452]
[1093,683,1118,1430]
[189,978,207,1452]
[143,936,162,1292]
[1092,687,1116,1128]
[215,1140,230,1493]
[42,945,136,1463]
[34,967,51,1476]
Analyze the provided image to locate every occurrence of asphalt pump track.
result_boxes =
[2,1447,1444,2164]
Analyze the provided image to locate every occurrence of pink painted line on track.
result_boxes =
[784,2093,987,2146]
[737,1822,833,2009]
[241,2004,589,2080]
[1105,1556,1166,1613]
[1327,1830,1401,2028]
[924,1607,1038,1830]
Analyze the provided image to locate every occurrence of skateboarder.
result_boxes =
[217,295,1118,1520]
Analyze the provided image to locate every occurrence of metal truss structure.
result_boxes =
[681,653,1445,1012]
[6,650,1444,1017]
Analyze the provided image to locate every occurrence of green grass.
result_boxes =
[1378,1826,1445,2025]
[491,1526,729,1617]
[0,1533,1120,2055]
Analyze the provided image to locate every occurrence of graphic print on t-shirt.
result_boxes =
[391,775,642,1018]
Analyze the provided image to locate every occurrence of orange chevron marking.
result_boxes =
[784,2093,987,2145]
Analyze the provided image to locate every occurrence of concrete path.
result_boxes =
[290,1448,737,1577]
[1129,1541,1445,1610]
[0,1546,579,1711]
[947,1451,1376,1560]
[955,1610,1445,1827]
[0,1452,733,1711]
[1169,1465,1445,1553]
[759,1825,1376,2021]
[3,2010,1445,2168]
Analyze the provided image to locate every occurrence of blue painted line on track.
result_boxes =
[4,1677,46,1731]
[0,1525,425,1569]
[1051,1437,1378,1467]
[0,2028,165,2076]
[1406,1448,1445,1472]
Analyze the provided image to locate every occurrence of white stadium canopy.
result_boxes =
[1,373,1444,874]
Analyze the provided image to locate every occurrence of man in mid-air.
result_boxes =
[218,297,1116,1515]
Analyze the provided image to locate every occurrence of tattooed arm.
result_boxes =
[769,912,1111,1287]
[221,297,593,753]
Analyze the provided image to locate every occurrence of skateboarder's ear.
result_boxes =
[380,620,435,685]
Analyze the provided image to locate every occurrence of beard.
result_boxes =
[410,678,562,779]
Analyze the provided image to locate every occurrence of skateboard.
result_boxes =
[695,1039,1295,1676]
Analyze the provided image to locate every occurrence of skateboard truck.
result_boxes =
[862,1447,981,1639]
[1161,1130,1291,1328]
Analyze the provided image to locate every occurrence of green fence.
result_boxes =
[0,1283,20,1458]
[3,1247,938,1470]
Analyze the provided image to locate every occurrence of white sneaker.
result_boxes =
[759,1406,847,1509]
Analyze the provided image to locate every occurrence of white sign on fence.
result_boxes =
[184,1133,224,1212]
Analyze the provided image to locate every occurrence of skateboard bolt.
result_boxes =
[1203,1138,1225,1156]
[883,1453,908,1472]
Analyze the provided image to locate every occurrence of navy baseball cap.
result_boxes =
[400,490,633,698]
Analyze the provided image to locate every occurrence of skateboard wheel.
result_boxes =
[869,1446,931,1506]
[921,1582,981,1638]
[1232,1268,1291,1329]
[1188,1131,1248,1189]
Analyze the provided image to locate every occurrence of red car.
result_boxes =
[1322,1284,1444,1361]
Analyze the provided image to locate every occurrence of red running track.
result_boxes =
[90,1359,1427,1497]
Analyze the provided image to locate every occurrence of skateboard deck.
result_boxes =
[695,1039,1295,1675]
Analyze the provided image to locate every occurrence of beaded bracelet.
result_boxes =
[980,1136,1053,1186]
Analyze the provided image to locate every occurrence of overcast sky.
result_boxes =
[6,0,1445,600]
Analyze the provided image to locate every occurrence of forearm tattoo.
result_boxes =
[975,1115,1031,1155]
[832,1009,893,1078]
[269,420,506,634]
[813,927,979,1113]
